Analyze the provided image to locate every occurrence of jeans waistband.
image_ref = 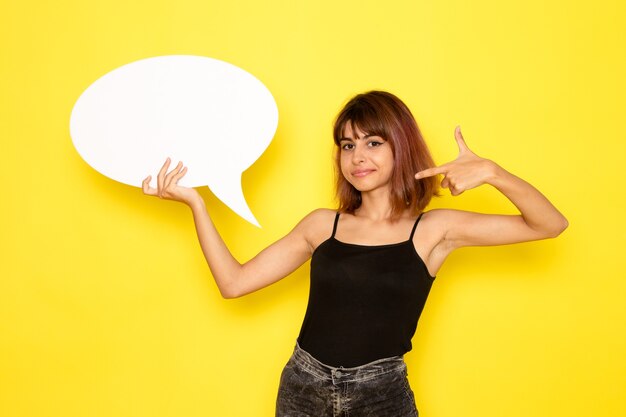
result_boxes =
[291,342,406,384]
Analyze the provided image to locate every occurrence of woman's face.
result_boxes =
[339,123,394,194]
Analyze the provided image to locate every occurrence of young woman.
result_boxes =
[142,91,568,417]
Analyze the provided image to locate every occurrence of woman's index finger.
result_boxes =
[415,166,446,179]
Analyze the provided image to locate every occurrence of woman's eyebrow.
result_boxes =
[339,134,376,141]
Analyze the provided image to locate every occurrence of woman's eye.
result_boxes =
[368,141,383,147]
[342,143,354,150]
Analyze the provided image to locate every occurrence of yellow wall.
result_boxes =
[1,1,624,416]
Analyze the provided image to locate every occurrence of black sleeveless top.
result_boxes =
[297,212,436,367]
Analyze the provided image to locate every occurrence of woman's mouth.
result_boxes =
[352,169,374,177]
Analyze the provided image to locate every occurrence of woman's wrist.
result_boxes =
[186,191,205,212]
[485,160,510,189]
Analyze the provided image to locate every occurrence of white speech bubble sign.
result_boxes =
[69,55,279,227]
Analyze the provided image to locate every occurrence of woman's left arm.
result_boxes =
[415,126,569,248]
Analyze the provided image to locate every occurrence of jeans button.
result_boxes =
[335,370,342,377]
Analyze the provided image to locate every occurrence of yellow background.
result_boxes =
[1,0,625,416]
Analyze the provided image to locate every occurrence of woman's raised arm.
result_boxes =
[415,127,569,250]
[143,158,320,298]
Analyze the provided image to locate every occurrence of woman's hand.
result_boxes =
[142,158,200,206]
[414,126,498,196]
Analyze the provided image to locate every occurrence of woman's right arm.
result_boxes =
[143,158,320,299]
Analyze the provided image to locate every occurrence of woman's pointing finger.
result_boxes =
[415,166,446,180]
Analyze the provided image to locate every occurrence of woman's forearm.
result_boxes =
[187,195,243,298]
[487,162,569,237]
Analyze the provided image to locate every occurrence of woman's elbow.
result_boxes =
[216,278,243,299]
[219,285,245,299]
[220,289,239,299]
[548,216,569,238]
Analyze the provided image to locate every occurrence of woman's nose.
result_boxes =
[352,144,366,164]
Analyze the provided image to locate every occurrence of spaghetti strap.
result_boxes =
[409,212,425,241]
[331,212,340,238]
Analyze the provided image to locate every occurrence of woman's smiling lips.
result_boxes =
[352,169,375,177]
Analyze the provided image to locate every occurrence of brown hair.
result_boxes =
[333,91,440,218]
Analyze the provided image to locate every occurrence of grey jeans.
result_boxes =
[276,343,419,417]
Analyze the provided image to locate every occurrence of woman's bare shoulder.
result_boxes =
[298,208,337,231]
[416,208,459,242]
[295,208,338,250]
[420,207,510,245]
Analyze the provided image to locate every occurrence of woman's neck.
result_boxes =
[356,189,397,221]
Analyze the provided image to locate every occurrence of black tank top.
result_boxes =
[297,212,435,367]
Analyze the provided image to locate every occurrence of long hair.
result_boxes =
[333,91,440,218]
